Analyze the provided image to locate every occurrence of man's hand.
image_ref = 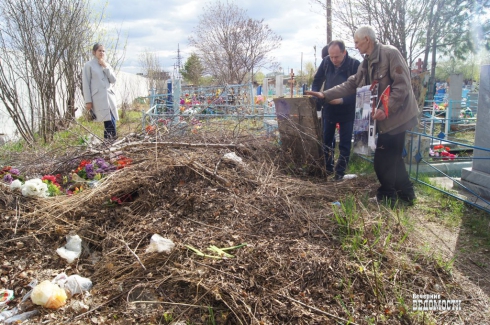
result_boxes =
[304,91,325,99]
[329,98,343,105]
[372,109,387,121]
[86,102,93,110]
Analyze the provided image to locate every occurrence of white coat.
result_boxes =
[82,58,119,122]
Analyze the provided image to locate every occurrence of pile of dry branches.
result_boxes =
[0,131,484,324]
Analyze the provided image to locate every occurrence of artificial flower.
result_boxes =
[3,174,13,184]
[10,179,22,190]
[430,144,457,160]
[115,156,132,170]
[21,179,48,198]
[42,175,62,196]
[1,166,23,184]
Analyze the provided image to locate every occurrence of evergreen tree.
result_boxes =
[181,53,205,86]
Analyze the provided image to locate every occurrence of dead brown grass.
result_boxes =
[0,125,488,324]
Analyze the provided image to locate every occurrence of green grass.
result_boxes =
[0,109,143,163]
[412,172,490,257]
[347,154,375,175]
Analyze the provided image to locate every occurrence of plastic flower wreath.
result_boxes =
[115,156,132,170]
[430,145,457,160]
[67,187,83,196]
[255,95,265,105]
[41,175,62,196]
[145,125,156,134]
[1,166,22,184]
[75,157,117,180]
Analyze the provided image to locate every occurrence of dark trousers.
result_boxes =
[374,132,414,201]
[104,119,116,139]
[322,117,354,176]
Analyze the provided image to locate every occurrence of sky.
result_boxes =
[97,0,358,76]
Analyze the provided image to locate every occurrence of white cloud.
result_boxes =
[96,0,345,76]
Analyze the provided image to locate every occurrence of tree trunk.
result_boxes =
[326,0,332,44]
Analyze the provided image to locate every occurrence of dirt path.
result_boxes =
[411,211,490,322]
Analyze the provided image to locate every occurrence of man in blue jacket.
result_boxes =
[312,40,360,181]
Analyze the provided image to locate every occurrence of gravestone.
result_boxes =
[275,75,284,97]
[448,74,463,122]
[262,78,269,99]
[460,65,490,199]
[273,97,323,173]
[468,92,478,115]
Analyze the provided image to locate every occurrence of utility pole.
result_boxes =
[301,52,303,88]
[326,0,332,44]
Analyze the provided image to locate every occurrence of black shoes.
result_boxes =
[369,193,416,208]
[398,192,416,206]
[333,174,344,182]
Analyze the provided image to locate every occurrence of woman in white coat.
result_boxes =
[82,43,119,139]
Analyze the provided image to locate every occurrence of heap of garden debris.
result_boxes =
[0,129,488,324]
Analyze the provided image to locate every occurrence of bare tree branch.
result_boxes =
[189,1,281,85]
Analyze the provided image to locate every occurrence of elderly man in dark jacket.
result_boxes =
[312,40,360,181]
[306,26,419,206]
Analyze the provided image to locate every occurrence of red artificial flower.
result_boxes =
[145,125,156,134]
[0,166,11,175]
[445,147,451,152]
[76,160,92,172]
[115,156,132,170]
[42,175,57,183]
[111,196,122,204]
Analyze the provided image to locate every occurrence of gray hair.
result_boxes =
[355,26,377,42]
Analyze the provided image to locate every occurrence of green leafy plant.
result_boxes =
[163,311,173,322]
[207,306,216,325]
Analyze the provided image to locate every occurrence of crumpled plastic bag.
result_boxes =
[53,273,92,297]
[56,235,82,263]
[30,280,67,309]
[223,152,245,166]
[145,234,175,253]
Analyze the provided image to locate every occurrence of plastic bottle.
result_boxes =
[0,307,19,322]
[3,310,39,324]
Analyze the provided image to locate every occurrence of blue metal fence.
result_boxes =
[405,129,490,214]
[142,82,277,135]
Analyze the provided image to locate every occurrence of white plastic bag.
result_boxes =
[223,152,244,166]
[343,174,358,180]
[53,273,92,296]
[145,234,175,253]
[56,235,82,263]
[64,275,92,296]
